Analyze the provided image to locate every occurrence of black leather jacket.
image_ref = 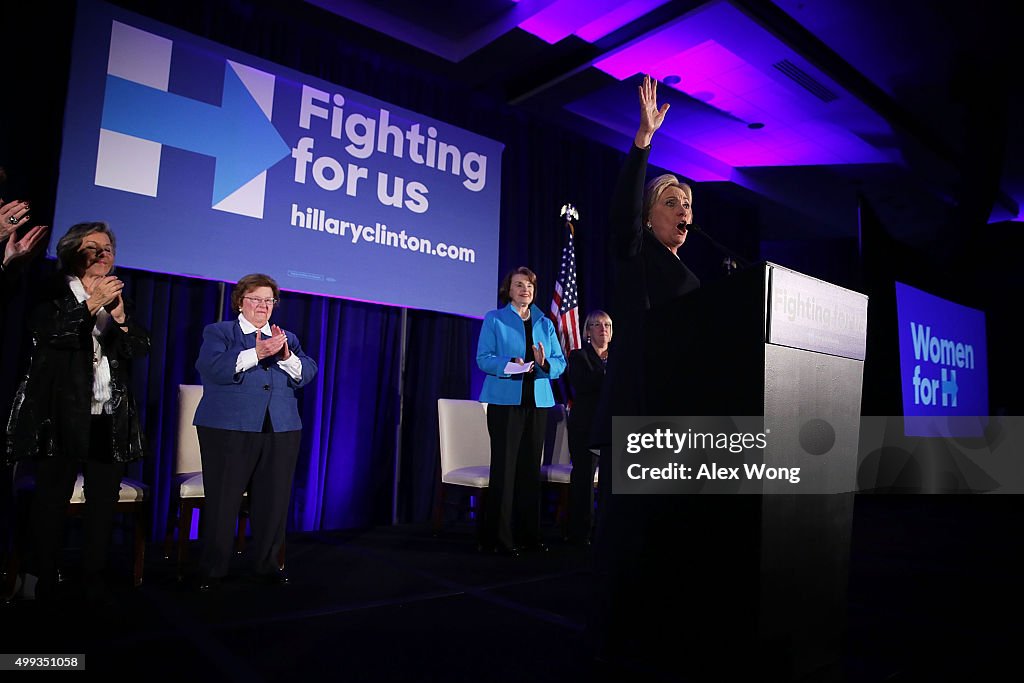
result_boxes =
[6,274,150,463]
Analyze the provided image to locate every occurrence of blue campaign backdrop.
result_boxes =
[2,0,631,543]
[896,281,989,434]
[54,0,502,319]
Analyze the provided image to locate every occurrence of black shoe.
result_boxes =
[478,542,519,557]
[247,569,289,586]
[197,576,222,592]
[33,573,58,603]
[264,569,290,586]
[521,542,549,553]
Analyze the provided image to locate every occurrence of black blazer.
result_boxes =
[567,343,606,454]
[6,273,151,463]
[591,144,700,446]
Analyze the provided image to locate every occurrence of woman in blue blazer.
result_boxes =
[476,267,565,555]
[193,273,317,589]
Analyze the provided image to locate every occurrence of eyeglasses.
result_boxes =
[243,296,279,306]
[588,322,612,329]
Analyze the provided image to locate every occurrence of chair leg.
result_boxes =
[474,489,488,539]
[432,485,446,534]
[235,515,247,555]
[163,488,181,561]
[176,502,191,581]
[556,486,570,539]
[2,551,22,601]
[162,512,176,561]
[133,506,147,587]
[277,541,286,571]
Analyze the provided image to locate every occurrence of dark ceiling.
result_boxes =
[303,0,1023,251]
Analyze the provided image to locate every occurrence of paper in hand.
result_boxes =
[503,360,535,375]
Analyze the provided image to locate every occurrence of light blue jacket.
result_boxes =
[476,303,566,407]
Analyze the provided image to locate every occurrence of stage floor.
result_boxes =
[2,495,1020,682]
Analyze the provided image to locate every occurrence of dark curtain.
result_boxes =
[1,0,632,546]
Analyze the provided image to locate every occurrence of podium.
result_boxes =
[640,262,869,679]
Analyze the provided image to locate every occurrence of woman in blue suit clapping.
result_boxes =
[193,273,317,589]
[476,267,566,556]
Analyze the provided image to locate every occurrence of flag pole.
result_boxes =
[550,203,582,406]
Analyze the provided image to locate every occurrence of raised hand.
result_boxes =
[0,200,30,242]
[3,223,49,271]
[635,74,670,149]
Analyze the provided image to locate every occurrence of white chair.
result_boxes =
[69,473,149,587]
[4,461,150,594]
[433,398,491,533]
[163,384,272,579]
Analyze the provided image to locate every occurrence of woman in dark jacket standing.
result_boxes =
[588,74,701,666]
[6,221,150,602]
[566,310,612,545]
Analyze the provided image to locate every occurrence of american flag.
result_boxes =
[549,206,582,355]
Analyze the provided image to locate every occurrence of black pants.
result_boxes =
[589,443,763,675]
[28,416,125,592]
[483,404,546,550]
[567,427,597,542]
[196,424,301,578]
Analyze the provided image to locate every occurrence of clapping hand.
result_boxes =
[272,324,291,360]
[3,223,49,271]
[512,356,533,373]
[0,200,30,242]
[105,292,126,324]
[84,274,123,306]
[532,342,547,371]
[255,329,285,360]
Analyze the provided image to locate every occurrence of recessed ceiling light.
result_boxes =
[663,74,681,85]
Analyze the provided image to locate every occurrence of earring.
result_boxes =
[645,221,652,229]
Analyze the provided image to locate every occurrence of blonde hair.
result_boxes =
[584,310,612,329]
[643,174,692,226]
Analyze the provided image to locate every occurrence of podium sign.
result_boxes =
[769,264,868,361]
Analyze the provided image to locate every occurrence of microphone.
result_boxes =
[677,222,750,272]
